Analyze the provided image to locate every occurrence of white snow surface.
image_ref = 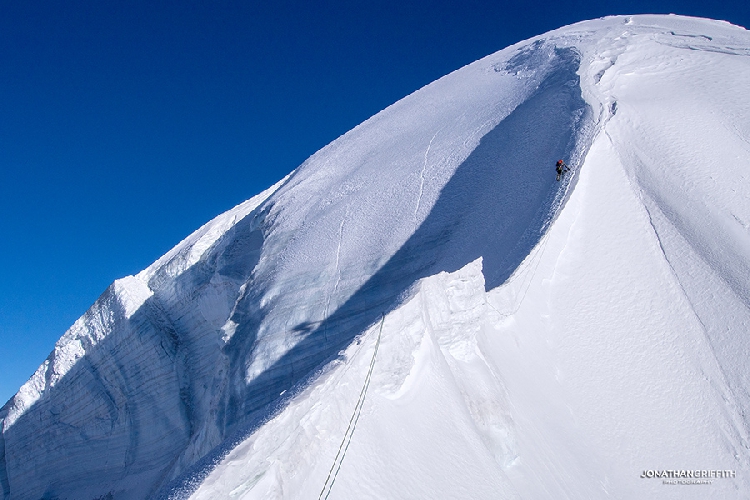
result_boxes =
[2,14,750,500]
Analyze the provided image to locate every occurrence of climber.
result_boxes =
[555,159,570,181]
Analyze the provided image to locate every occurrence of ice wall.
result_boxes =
[2,14,750,500]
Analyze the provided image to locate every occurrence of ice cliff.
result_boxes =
[2,14,750,500]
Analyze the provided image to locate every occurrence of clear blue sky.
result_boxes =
[1,0,748,404]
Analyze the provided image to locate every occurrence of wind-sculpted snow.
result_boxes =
[0,183,282,500]
[209,42,590,446]
[156,41,594,499]
[153,47,592,498]
[1,30,583,500]
[3,14,750,500]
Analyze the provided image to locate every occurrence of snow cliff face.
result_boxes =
[2,14,750,500]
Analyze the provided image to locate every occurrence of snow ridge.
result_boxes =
[3,14,750,500]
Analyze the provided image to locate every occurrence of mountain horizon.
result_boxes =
[2,14,750,500]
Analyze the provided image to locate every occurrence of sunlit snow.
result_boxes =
[2,14,750,500]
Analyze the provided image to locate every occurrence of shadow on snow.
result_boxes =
[162,44,593,498]
[0,44,593,500]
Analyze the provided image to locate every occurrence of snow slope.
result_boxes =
[2,14,750,500]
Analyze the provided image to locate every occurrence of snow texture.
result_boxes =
[2,14,750,500]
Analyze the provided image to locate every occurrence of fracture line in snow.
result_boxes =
[491,109,603,315]
[607,116,750,447]
[413,129,441,230]
[639,198,750,445]
[318,315,385,500]
[490,161,577,317]
[490,226,554,318]
[323,216,346,341]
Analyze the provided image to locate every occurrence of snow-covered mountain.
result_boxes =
[2,14,750,500]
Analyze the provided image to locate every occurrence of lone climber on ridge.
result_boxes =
[555,159,570,181]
